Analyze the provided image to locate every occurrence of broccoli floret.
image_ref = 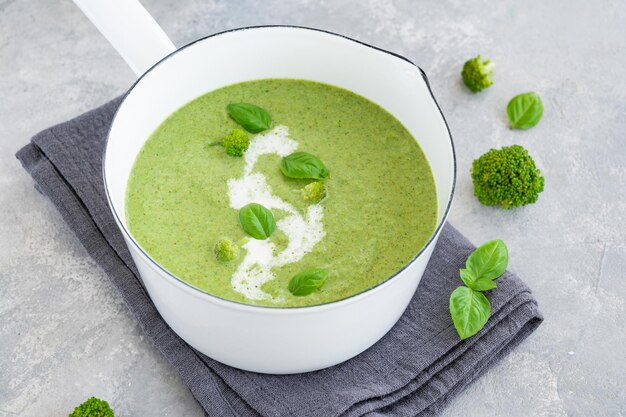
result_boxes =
[471,145,544,209]
[209,128,249,157]
[302,181,327,203]
[223,128,250,156]
[214,238,239,262]
[462,55,495,93]
[69,397,114,417]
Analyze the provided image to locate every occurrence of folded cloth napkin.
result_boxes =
[16,97,542,417]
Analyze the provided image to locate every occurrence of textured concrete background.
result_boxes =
[1,0,625,416]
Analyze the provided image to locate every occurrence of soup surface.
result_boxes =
[126,79,437,307]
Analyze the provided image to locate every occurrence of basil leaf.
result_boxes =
[459,268,475,287]
[506,92,543,129]
[238,203,276,240]
[288,268,328,296]
[226,103,271,133]
[281,152,329,180]
[461,269,498,291]
[465,240,508,282]
[449,286,491,340]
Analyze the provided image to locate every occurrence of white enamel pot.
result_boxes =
[74,0,456,374]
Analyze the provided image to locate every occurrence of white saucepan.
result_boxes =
[73,0,456,374]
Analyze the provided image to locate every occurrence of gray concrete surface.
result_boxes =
[1,0,625,415]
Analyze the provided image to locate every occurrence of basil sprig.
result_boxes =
[506,92,543,129]
[238,203,276,240]
[280,152,329,180]
[288,268,328,296]
[450,240,508,340]
[227,103,272,133]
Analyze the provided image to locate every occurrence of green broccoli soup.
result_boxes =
[126,79,437,307]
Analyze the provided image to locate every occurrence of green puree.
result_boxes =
[126,79,437,307]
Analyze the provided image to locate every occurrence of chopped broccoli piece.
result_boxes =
[462,55,495,93]
[68,397,114,417]
[302,181,327,203]
[471,145,544,209]
[223,128,250,156]
[209,128,249,157]
[214,238,239,262]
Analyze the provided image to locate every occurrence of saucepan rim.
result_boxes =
[102,25,457,312]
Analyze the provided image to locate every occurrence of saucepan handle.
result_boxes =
[72,0,176,77]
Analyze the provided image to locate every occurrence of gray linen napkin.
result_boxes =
[16,97,542,417]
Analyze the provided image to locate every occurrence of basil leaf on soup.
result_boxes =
[281,152,329,180]
[226,103,272,133]
[506,92,543,129]
[449,286,491,340]
[288,268,328,296]
[238,203,276,240]
[465,239,508,282]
